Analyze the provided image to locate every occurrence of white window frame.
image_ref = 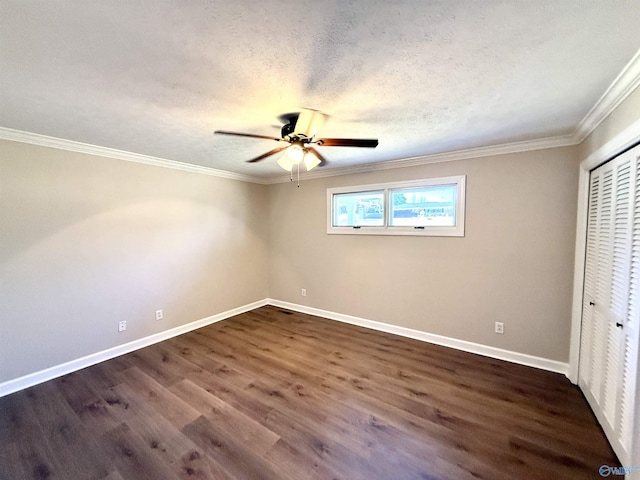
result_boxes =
[326,175,466,236]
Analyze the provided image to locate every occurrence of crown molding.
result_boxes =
[263,47,640,184]
[263,133,577,184]
[5,42,639,187]
[572,47,640,143]
[0,125,578,186]
[0,127,266,184]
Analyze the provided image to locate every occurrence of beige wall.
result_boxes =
[268,146,580,362]
[0,138,585,383]
[0,140,269,382]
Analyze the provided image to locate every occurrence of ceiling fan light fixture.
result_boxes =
[286,144,304,164]
[304,151,321,171]
[277,155,293,171]
[294,109,327,138]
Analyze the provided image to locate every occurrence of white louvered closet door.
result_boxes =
[579,144,640,466]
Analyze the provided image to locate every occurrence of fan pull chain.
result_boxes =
[297,163,300,188]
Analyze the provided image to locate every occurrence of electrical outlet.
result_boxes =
[495,322,504,334]
[155,309,163,320]
[118,321,127,332]
[301,288,306,297]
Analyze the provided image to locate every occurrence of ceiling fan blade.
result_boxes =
[246,146,288,163]
[294,109,328,138]
[306,146,328,167]
[214,130,281,141]
[316,138,378,148]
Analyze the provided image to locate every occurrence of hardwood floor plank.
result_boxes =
[0,306,619,480]
[164,336,257,390]
[97,381,230,480]
[262,437,347,480]
[105,384,194,456]
[0,441,28,479]
[98,470,126,480]
[25,382,112,479]
[124,347,185,388]
[0,390,61,479]
[99,422,181,480]
[185,367,276,422]
[314,373,539,480]
[53,371,122,437]
[195,326,322,388]
[182,415,292,480]
[116,366,201,429]
[169,379,280,456]
[264,407,383,480]
[246,379,452,474]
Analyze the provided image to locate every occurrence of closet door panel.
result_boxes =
[578,172,600,390]
[617,153,640,454]
[579,145,640,466]
[603,159,632,426]
[578,172,601,390]
[592,167,614,404]
[579,174,600,389]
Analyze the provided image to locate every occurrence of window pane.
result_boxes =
[332,190,384,227]
[389,184,457,226]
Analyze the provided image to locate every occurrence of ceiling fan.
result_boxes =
[214,109,378,172]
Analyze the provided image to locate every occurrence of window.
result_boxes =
[327,175,465,236]
[332,190,385,227]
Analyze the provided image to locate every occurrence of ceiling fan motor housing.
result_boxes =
[281,120,296,138]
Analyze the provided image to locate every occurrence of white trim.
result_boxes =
[0,299,268,398]
[1,296,571,398]
[265,134,576,184]
[267,299,569,376]
[573,48,640,143]
[568,117,640,384]
[0,127,265,184]
[264,48,640,184]
[326,175,466,237]
[581,117,640,171]
[1,126,576,185]
[2,47,638,187]
[567,166,591,384]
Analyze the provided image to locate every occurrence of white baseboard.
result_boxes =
[1,297,570,398]
[0,299,268,398]
[267,299,570,377]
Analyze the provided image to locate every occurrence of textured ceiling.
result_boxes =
[1,1,640,178]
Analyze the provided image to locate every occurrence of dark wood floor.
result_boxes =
[0,306,619,480]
